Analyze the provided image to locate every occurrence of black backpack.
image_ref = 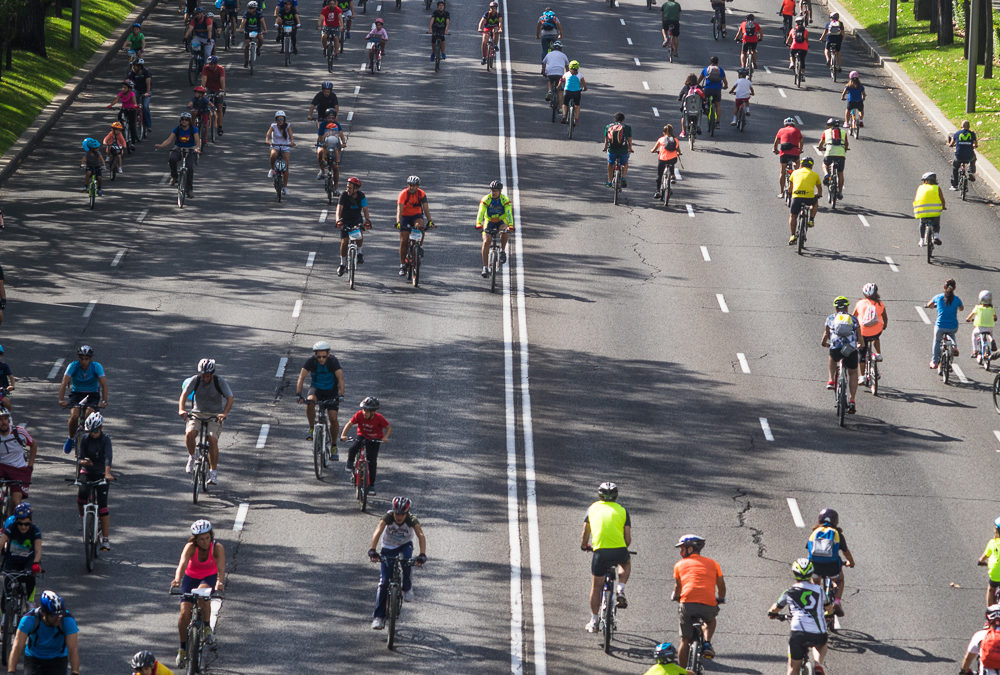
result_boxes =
[794,26,806,43]
[25,608,70,652]
[192,375,225,397]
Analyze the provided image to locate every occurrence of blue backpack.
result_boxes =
[807,526,841,563]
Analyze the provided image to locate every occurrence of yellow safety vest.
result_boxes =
[586,501,628,550]
[913,184,943,218]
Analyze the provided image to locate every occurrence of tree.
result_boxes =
[938,0,954,44]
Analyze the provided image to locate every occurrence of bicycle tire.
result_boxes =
[992,372,1000,413]
[348,246,356,290]
[601,587,614,653]
[396,0,401,9]
[870,357,879,396]
[487,48,494,71]
[837,373,846,426]
[412,244,421,287]
[187,57,198,85]
[186,624,200,675]
[192,459,202,504]
[358,462,369,511]
[829,172,838,209]
[0,600,13,665]
[961,176,968,201]
[942,352,951,384]
[109,156,118,181]
[313,426,325,479]
[852,116,859,139]
[386,585,399,648]
[796,213,806,254]
[661,170,671,207]
[712,17,720,40]
[567,105,575,139]
[85,511,96,572]
[327,44,335,72]
[326,175,335,204]
[249,45,256,75]
[434,42,441,71]
[89,181,96,209]
[925,227,933,262]
[490,249,498,293]
[688,122,695,150]
[284,36,291,66]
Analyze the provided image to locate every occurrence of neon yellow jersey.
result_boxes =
[820,128,847,157]
[789,168,821,198]
[972,304,997,328]
[586,501,629,550]
[643,663,689,675]
[985,538,1000,582]
[133,664,175,675]
[476,192,513,228]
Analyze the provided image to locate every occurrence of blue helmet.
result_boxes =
[653,642,677,663]
[83,138,100,151]
[39,591,65,615]
[12,502,30,520]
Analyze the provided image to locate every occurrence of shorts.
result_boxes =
[562,90,581,106]
[678,602,719,641]
[23,655,69,675]
[339,223,363,237]
[704,88,722,103]
[245,30,264,39]
[790,48,807,61]
[829,346,859,370]
[789,631,827,660]
[308,387,340,403]
[789,196,816,214]
[741,41,758,52]
[85,165,103,177]
[318,137,342,153]
[0,464,30,497]
[846,100,864,112]
[607,151,629,166]
[399,214,423,230]
[483,221,508,235]
[68,391,100,408]
[271,144,291,154]
[811,560,842,578]
[590,547,630,576]
[826,35,843,49]
[661,20,679,35]
[778,153,800,165]
[185,414,223,439]
[340,8,353,18]
[823,156,846,171]
[735,97,750,107]
[179,573,218,602]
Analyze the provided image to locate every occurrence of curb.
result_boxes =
[818,0,1000,200]
[0,0,162,188]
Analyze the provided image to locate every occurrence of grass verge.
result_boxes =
[0,0,138,156]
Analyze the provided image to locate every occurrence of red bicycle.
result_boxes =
[344,436,380,512]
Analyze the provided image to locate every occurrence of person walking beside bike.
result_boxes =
[7,591,80,675]
[0,503,42,607]
[0,409,35,507]
[959,604,1000,674]
[170,520,225,668]
[948,120,978,190]
[603,112,633,188]
[335,176,371,275]
[178,358,234,486]
[155,113,201,197]
[822,297,863,413]
[201,56,227,136]
[967,290,998,363]
[651,125,680,200]
[817,118,847,200]
[395,176,433,277]
[367,496,427,630]
[659,0,680,54]
[673,534,724,664]
[913,171,946,248]
[341,397,390,492]
[581,482,631,633]
[476,180,513,278]
[295,340,344,444]
[926,278,963,369]
[805,508,854,617]
[57,345,108,456]
[76,412,113,551]
[767,559,829,675]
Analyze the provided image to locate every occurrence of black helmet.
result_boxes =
[818,508,839,526]
[490,180,503,190]
[597,482,618,501]
[360,396,380,410]
[131,651,156,669]
[746,13,754,21]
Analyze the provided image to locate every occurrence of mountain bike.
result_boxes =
[847,107,861,139]
[610,156,625,206]
[769,613,823,673]
[687,615,709,673]
[862,345,879,395]
[311,397,340,479]
[378,553,417,649]
[324,27,338,71]
[187,44,205,85]
[273,157,287,202]
[280,24,295,65]
[323,152,339,204]
[346,436,379,511]
[187,414,212,504]
[0,480,22,523]
[659,162,674,207]
[992,370,1000,413]
[684,112,700,150]
[0,569,32,664]
[827,163,839,209]
[484,28,498,71]
[735,98,748,132]
[176,148,194,208]
[793,52,805,87]
[485,223,508,293]
[706,99,719,137]
[821,574,841,626]
[170,586,221,675]
[938,332,957,384]
[957,162,970,201]
[799,0,811,24]
[85,170,99,209]
[834,353,849,426]
[368,39,384,72]
[795,202,808,254]
[566,96,577,139]
[548,76,561,121]
[401,222,435,287]
[975,331,996,370]
[75,477,106,572]
[432,33,444,71]
[247,31,260,74]
[922,217,936,262]
[711,5,724,39]
[345,223,363,289]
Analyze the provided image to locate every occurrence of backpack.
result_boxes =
[606,122,626,148]
[828,128,842,146]
[982,628,1000,668]
[807,526,841,563]
[25,608,70,653]
[860,302,880,327]
[828,19,842,35]
[187,374,224,400]
[745,20,756,35]
[706,65,722,83]
[540,14,556,30]
[832,313,855,337]
[794,26,806,43]
[664,136,678,152]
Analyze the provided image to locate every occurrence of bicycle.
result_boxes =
[222,11,235,50]
[711,5,724,40]
[323,152,339,204]
[107,145,123,180]
[585,547,636,654]
[922,217,936,262]
[345,436,379,511]
[187,414,213,504]
[795,201,808,255]
[610,156,625,206]
[735,98,748,132]
[310,397,340,479]
[344,223,363,288]
[847,107,861,139]
[198,109,215,150]
[74,477,106,572]
[273,157,287,202]
[992,370,1000,413]
[659,162,674,207]
[784,161,796,206]
[687,615,709,673]
[683,112,700,150]
[0,569,33,664]
[176,148,194,208]
[170,586,221,674]
[957,162,970,201]
[280,23,295,65]
[938,332,957,384]
[0,481,22,522]
[84,169,99,209]
[834,352,849,426]
[793,51,804,88]
[400,222,435,287]
[975,331,996,370]
[324,28,338,72]
[116,108,138,151]
[664,32,677,61]
[799,0,811,24]
[247,31,261,74]
[548,76,561,122]
[377,553,418,649]
[827,163,839,209]
[187,44,205,85]
[769,613,823,673]
[706,99,719,137]
[338,22,347,53]
[485,222,508,293]
[484,28,498,71]
[821,574,840,626]
[368,40,384,73]
[566,95,576,139]
[432,32,444,71]
[829,52,837,81]
[862,345,879,395]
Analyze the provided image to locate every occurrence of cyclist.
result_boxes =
[643,642,693,675]
[822,296,863,412]
[709,0,728,36]
[841,71,865,128]
[696,56,727,126]
[805,508,855,616]
[154,112,201,197]
[816,118,848,200]
[677,73,705,138]
[536,7,561,58]
[0,409,34,508]
[8,591,80,675]
[476,179,513,278]
[308,81,340,125]
[478,1,503,65]
[126,59,152,136]
[178,358,234,486]
[820,11,843,72]
[341,396,391,493]
[557,60,586,126]
[200,56,226,136]
[367,496,427,630]
[581,482,631,633]
[651,124,681,199]
[0,503,42,614]
[170,520,226,668]
[0,345,15,410]
[853,283,887,384]
[265,110,295,196]
[967,290,998,363]
[106,81,140,149]
[603,111,633,188]
[926,278,964,369]
[660,0,680,54]
[184,7,214,63]
[218,0,240,41]
[959,605,1000,675]
[672,534,724,664]
[315,111,345,184]
[541,40,568,102]
[335,176,372,275]
[786,16,808,78]
[274,0,300,53]
[239,1,266,68]
[365,17,388,68]
[295,340,344,441]
[131,650,174,675]
[767,559,829,675]
[948,120,978,190]
[913,171,946,247]
[428,1,450,59]
[319,0,343,58]
[773,119,802,198]
[979,518,1000,607]
[735,14,761,70]
[102,121,128,175]
[728,68,754,125]
[80,138,106,197]
[395,175,433,277]
[126,22,146,58]
[778,0,795,34]
[786,156,820,244]
[57,345,108,455]
[76,412,113,551]
[186,86,216,144]
[336,0,353,40]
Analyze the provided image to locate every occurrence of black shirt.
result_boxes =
[338,190,367,226]
[311,91,339,118]
[127,67,151,95]
[430,9,450,31]
[78,433,113,476]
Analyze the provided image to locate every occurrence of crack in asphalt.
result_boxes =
[734,488,766,558]
[625,208,663,283]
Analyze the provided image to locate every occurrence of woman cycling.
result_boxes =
[265,110,295,196]
[841,71,866,128]
[170,519,226,669]
[106,81,140,148]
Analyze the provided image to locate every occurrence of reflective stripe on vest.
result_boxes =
[913,184,943,218]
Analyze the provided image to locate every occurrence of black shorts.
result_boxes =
[704,89,722,102]
[789,631,827,660]
[662,20,679,35]
[23,655,69,675]
[789,196,816,215]
[591,547,629,576]
[811,560,842,578]
[779,153,800,165]
[846,100,864,112]
[829,346,859,370]
[308,387,339,404]
[826,36,843,50]
[741,41,758,52]
[340,222,364,237]
[68,391,100,408]
[823,156,845,171]
[563,90,581,106]
[85,165,103,177]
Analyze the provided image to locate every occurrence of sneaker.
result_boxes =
[243,61,249,67]
[970,174,977,182]
[560,117,568,124]
[357,252,364,265]
[875,353,883,362]
[371,617,385,630]
[545,91,552,101]
[63,437,75,454]
[441,52,446,59]
[661,38,668,47]
[481,267,489,278]
[679,131,686,138]
[316,170,325,180]
[398,264,407,276]
[332,451,339,461]
[825,380,835,390]
[369,489,376,495]
[346,30,351,38]
[822,175,830,186]
[499,251,507,264]
[585,617,599,633]
[430,52,435,60]
[808,219,815,228]
[337,264,346,277]
[621,179,628,188]
[403,589,415,602]
[814,665,827,675]
[97,189,103,196]
[169,176,178,185]
[217,127,223,136]
[267,169,275,178]
[101,537,111,551]
[186,191,194,199]
[702,641,715,658]
[118,167,124,175]
[948,185,958,191]
[176,649,187,667]
[858,375,866,385]
[788,235,797,245]
[185,455,195,473]
[858,120,864,128]
[306,426,314,440]
[616,592,628,609]
[918,238,925,247]
[745,110,750,116]
[208,470,217,485]
[929,361,938,369]
[481,57,487,64]
[654,191,662,199]
[730,119,737,126]
[282,187,289,195]
[204,626,216,645]
[934,237,942,246]
[837,192,844,200]
[605,182,613,188]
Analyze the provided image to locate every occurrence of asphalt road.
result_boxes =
[1,0,999,671]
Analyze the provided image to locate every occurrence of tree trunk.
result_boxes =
[11,0,46,58]
[938,0,954,44]
[930,0,939,31]
[914,0,932,20]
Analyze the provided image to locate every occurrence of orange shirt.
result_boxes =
[780,0,795,14]
[397,188,427,217]
[103,130,126,147]
[853,298,885,337]
[655,135,679,162]
[673,554,722,605]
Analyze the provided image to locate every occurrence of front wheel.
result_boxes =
[712,18,720,40]
[313,426,326,479]
[992,373,1000,413]
[192,459,203,504]
[489,248,499,293]
[386,585,399,649]
[412,245,421,287]
[186,624,200,675]
[84,511,96,572]
[348,246,357,289]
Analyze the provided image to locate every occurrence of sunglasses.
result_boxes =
[16,520,30,526]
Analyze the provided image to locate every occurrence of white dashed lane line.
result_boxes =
[626,37,633,45]
[759,417,774,441]
[233,502,250,531]
[674,168,682,181]
[319,209,328,223]
[787,497,805,527]
[353,85,360,95]
[700,246,711,261]
[292,300,302,318]
[136,209,148,223]
[633,57,641,66]
[111,250,125,267]
[685,204,695,217]
[716,293,729,313]
[737,352,751,373]
[858,215,871,227]
[642,81,649,90]
[347,111,354,121]
[652,107,660,117]
[885,256,899,272]
[255,424,270,448]
[778,88,787,98]
[306,251,316,267]
[915,306,931,324]
[619,17,626,25]
[793,115,803,125]
[159,173,170,185]
[275,357,288,378]
[763,65,772,73]
[994,430,1000,449]
[82,300,97,318]
[47,359,65,380]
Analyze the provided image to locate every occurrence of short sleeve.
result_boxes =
[16,613,38,635]
[714,559,723,576]
[774,591,789,608]
[61,616,79,635]
[302,356,317,372]
[94,362,105,377]
[968,629,986,655]
[328,356,342,371]
[397,190,406,205]
[672,561,681,580]
[217,376,234,398]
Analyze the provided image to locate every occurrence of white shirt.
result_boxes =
[0,427,31,468]
[270,122,291,146]
[731,78,753,98]
[967,629,1000,675]
[542,50,569,77]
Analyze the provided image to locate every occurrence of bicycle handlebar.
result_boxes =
[170,587,224,599]
[72,478,108,487]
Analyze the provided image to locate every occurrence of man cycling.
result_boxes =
[786,156,820,244]
[697,56,727,125]
[218,0,239,39]
[913,171,946,247]
[478,1,503,65]
[581,482,631,633]
[603,111,633,188]
[200,56,226,136]
[336,0,353,39]
[275,0,300,53]
[767,559,830,675]
[131,650,174,675]
[57,345,108,455]
[536,7,561,58]
[178,358,234,486]
[710,0,728,35]
[735,14,761,70]
[0,409,34,508]
[926,278,963,370]
[154,112,200,197]
[541,40,568,101]
[76,412,113,551]
[960,604,1000,675]
[820,11,844,72]
[8,591,80,675]
[643,642,692,675]
[475,180,513,278]
[822,297,863,412]
[184,7,214,63]
[295,341,344,444]
[816,118,848,200]
[660,0,680,55]
[948,120,978,190]
[428,1,450,59]
[673,534,724,664]
[319,0,342,56]
[0,503,42,612]
[806,508,855,616]
[786,16,808,77]
[778,0,795,34]
[126,59,152,136]
[367,496,427,630]
[239,0,266,68]
[335,176,371,276]
[395,176,433,277]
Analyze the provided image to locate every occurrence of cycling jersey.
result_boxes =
[243,10,264,29]
[103,130,126,148]
[366,26,388,41]
[338,190,367,225]
[953,129,977,161]
[180,374,233,413]
[853,298,885,337]
[397,188,426,217]
[301,354,341,389]
[912,184,944,219]
[65,360,105,393]
[321,5,342,26]
[126,32,145,50]
[430,9,449,31]
[984,538,1000,582]
[789,167,820,197]
[116,90,139,110]
[134,663,174,675]
[788,26,808,50]
[824,19,843,39]
[780,0,795,13]
[738,19,760,42]
[476,192,513,227]
[700,65,725,90]
[380,512,419,549]
[584,500,629,550]
[190,16,213,38]
[18,611,78,660]
[965,630,1000,675]
[78,433,113,476]
[2,513,40,565]
[660,0,680,21]
[972,304,997,328]
[673,554,722,605]
[542,50,569,76]
[350,410,389,439]
[337,0,351,12]
[643,664,688,675]
[202,65,225,90]
[560,71,582,92]
[277,9,297,25]
[481,10,501,28]
[820,128,846,157]
[0,426,30,469]
[825,312,859,350]
[774,581,827,634]
[311,91,339,117]
[775,125,802,156]
[655,135,679,161]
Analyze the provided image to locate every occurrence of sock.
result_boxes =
[591,613,599,622]
[340,256,347,265]
[616,582,625,594]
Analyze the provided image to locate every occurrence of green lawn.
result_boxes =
[0,0,137,156]
[836,0,1000,165]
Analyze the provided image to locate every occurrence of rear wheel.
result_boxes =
[836,374,846,426]
[89,181,96,209]
[601,587,614,653]
[567,104,575,139]
[992,373,1000,413]
[925,226,934,262]
[712,17,720,40]
[870,358,879,396]
[942,352,951,384]
[358,463,369,511]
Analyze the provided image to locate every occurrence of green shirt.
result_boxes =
[660,0,681,22]
[126,32,145,50]
[585,501,629,550]
[985,538,1000,582]
[644,664,688,675]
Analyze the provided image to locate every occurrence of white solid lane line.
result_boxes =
[952,363,969,384]
[634,57,641,66]
[700,246,711,261]
[737,353,751,374]
[292,300,302,318]
[47,359,65,380]
[787,497,805,527]
[716,293,729,313]
[915,306,931,324]
[319,209,328,223]
[858,214,871,227]
[255,424,269,449]
[82,300,97,318]
[275,357,288,378]
[759,417,774,441]
[686,204,695,217]
[885,256,899,272]
[111,250,125,267]
[233,502,250,531]
[652,107,660,117]
[778,88,787,98]
[136,209,148,223]
[642,81,650,90]
[306,251,316,268]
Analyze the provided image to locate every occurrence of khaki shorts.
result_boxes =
[186,414,223,439]
[678,602,719,641]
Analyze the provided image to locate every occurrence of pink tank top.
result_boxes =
[185,541,218,578]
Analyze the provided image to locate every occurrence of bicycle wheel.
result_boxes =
[829,174,838,209]
[84,511,96,572]
[961,174,968,201]
[192,459,203,504]
[992,373,1000,413]
[275,174,283,202]
[837,374,846,426]
[348,246,356,290]
[357,462,369,511]
[313,426,325,479]
[177,168,187,208]
[249,44,256,75]
[186,623,200,675]
[490,249,499,293]
[852,114,860,139]
[567,104,575,139]
[386,584,399,649]
[1,598,15,664]
[870,357,879,396]
[796,213,806,254]
[487,47,494,71]
[601,587,614,653]
[326,174,335,204]
[925,226,933,262]
[434,42,441,71]
[284,36,291,65]
[88,181,96,209]
[688,121,696,150]
[661,170,671,207]
[736,108,745,132]
[613,170,621,206]
[187,57,199,85]
[712,17,720,40]
[942,351,951,384]
[412,245,421,287]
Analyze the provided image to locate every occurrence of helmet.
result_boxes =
[135,58,145,65]
[833,296,850,310]
[849,70,859,78]
[653,642,678,664]
[569,60,580,69]
[543,10,555,17]
[597,482,618,501]
[180,112,193,121]
[921,171,937,184]
[792,557,815,580]
[980,290,993,304]
[274,110,287,120]
[406,175,421,185]
[78,345,94,357]
[82,138,100,151]
[193,6,204,12]
[818,508,839,526]
[322,81,333,89]
[131,651,156,669]
[675,534,706,551]
[829,119,842,127]
[994,516,1000,530]
[862,283,877,298]
[0,408,10,421]
[795,15,804,23]
[831,12,840,18]
[783,117,797,126]
[13,503,31,520]
[988,604,1000,625]
[207,55,218,64]
[121,80,134,88]
[83,412,103,432]
[825,117,837,126]
[133,22,142,27]
[312,340,332,352]
[489,0,498,5]
[737,68,749,76]
[197,358,216,374]
[190,519,213,535]
[375,16,384,23]
[392,496,412,514]
[247,1,257,7]
[551,40,563,49]
[39,591,65,615]
[347,176,362,186]
[360,396,380,410]
[193,85,207,93]
[800,157,814,167]
[746,13,754,20]
[490,180,503,190]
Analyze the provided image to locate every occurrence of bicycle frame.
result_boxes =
[188,414,212,503]
[598,566,619,653]
[835,358,848,426]
[346,225,363,288]
[405,227,425,287]
[75,477,106,572]
[485,224,508,293]
[689,616,707,673]
[312,398,338,479]
[0,569,31,665]
[379,554,416,649]
[171,587,220,673]
[939,333,956,383]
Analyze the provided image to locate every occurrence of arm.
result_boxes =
[580,76,587,92]
[395,201,402,224]
[193,132,201,152]
[881,306,889,330]
[220,395,234,421]
[26,439,36,468]
[422,198,432,221]
[295,368,308,396]
[580,520,591,549]
[155,131,177,150]
[961,651,977,671]
[412,521,427,557]
[925,298,936,308]
[535,20,541,39]
[7,628,27,671]
[66,632,80,674]
[382,422,391,442]
[219,73,226,91]
[368,519,387,551]
[623,524,631,547]
[172,544,195,586]
[32,538,41,565]
[99,375,109,406]
[716,575,726,601]
[58,375,70,405]
[966,310,976,322]
[671,576,682,601]
[334,368,344,396]
[340,420,355,440]
[214,542,226,589]
[821,325,831,347]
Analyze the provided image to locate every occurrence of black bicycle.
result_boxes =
[176,148,194,208]
[975,331,996,371]
[937,332,957,384]
[862,345,879,396]
[484,222,508,293]
[795,201,809,255]
[187,43,206,85]
[992,370,1000,413]
[377,553,419,649]
[659,162,675,207]
[827,162,839,210]
[187,414,213,504]
[75,477,107,572]
[957,162,970,201]
[324,27,338,71]
[0,569,32,665]
[610,155,625,206]
[688,615,709,673]
[834,352,849,426]
[170,586,221,674]
[711,5,724,40]
[548,76,561,122]
[310,397,340,479]
[585,547,636,654]
[432,32,445,71]
[401,222,435,287]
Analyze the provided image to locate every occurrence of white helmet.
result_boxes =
[980,290,993,304]
[274,110,287,120]
[312,340,332,352]
[190,519,213,535]
[198,358,216,374]
[83,412,104,432]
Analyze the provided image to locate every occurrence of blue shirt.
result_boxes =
[700,65,725,91]
[845,84,864,102]
[19,612,78,659]
[932,292,963,330]
[64,360,105,393]
[952,129,977,162]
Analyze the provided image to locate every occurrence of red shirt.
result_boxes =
[202,65,225,91]
[350,411,389,439]
[788,26,809,50]
[397,188,427,217]
[321,5,342,26]
[774,126,802,156]
[739,20,760,42]
[780,0,795,15]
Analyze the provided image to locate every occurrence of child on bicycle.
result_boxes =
[841,71,865,128]
[106,81,140,149]
[366,17,388,66]
[102,122,128,175]
[677,74,705,138]
[728,68,754,126]
[966,290,998,363]
[80,138,106,197]
[643,642,693,675]
[979,517,1000,606]
[341,396,390,492]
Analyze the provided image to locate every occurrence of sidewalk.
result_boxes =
[0,0,162,187]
